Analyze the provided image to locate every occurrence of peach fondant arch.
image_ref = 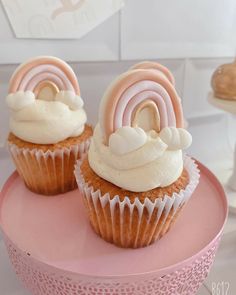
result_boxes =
[8,56,80,95]
[100,69,184,143]
[131,61,175,85]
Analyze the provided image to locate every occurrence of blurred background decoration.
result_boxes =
[2,0,124,39]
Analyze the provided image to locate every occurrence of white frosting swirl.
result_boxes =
[88,124,192,192]
[6,90,87,144]
[159,127,192,150]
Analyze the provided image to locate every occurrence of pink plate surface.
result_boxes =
[0,161,227,278]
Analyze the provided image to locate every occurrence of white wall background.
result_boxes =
[0,4,236,294]
[0,3,236,294]
[0,0,236,177]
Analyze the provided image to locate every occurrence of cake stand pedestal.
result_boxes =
[208,93,236,213]
[0,160,227,295]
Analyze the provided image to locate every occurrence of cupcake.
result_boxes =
[6,56,92,195]
[211,60,236,101]
[75,66,199,248]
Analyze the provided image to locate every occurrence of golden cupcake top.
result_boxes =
[211,60,236,100]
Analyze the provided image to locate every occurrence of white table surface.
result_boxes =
[0,153,235,295]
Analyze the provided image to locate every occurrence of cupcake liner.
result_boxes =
[9,138,91,196]
[75,156,200,248]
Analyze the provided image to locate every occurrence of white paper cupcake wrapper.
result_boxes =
[9,139,91,159]
[75,156,200,247]
[8,138,91,195]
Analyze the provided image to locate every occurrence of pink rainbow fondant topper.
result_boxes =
[131,61,175,86]
[100,69,184,144]
[8,56,80,96]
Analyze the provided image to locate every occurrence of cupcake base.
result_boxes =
[75,156,200,248]
[8,124,93,196]
[86,197,185,248]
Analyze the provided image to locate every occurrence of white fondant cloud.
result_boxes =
[109,126,147,155]
[6,91,35,111]
[159,127,192,150]
[55,90,84,110]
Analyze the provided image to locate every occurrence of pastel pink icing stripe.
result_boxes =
[114,80,175,130]
[122,90,169,129]
[131,61,175,85]
[100,69,184,143]
[19,64,74,91]
[9,57,80,94]
[25,72,66,92]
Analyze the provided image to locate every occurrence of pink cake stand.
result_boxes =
[0,160,228,295]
